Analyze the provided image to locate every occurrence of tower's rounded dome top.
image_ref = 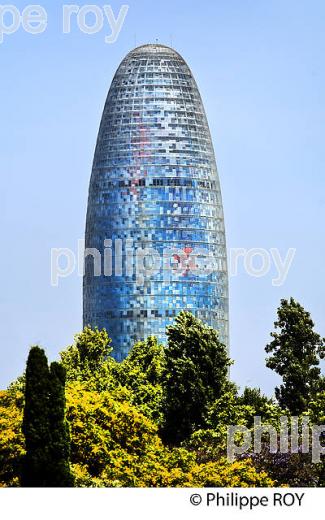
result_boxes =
[125,43,184,61]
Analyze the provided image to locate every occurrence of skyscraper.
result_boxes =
[84,44,228,360]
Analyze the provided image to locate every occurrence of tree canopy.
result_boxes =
[0,305,324,488]
[265,297,325,414]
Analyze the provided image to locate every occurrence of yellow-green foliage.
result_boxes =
[308,391,325,424]
[0,326,278,488]
[66,381,164,486]
[0,389,25,487]
[66,382,275,487]
[190,459,274,487]
[61,331,165,425]
[1,307,323,487]
[0,382,276,488]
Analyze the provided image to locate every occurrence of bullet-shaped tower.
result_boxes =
[84,44,228,360]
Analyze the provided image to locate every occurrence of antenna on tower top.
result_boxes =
[134,33,137,48]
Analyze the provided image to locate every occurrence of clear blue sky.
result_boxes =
[1,0,324,393]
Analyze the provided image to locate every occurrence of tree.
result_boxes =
[0,389,25,486]
[22,347,51,486]
[239,387,272,411]
[206,389,255,440]
[66,382,275,488]
[115,337,166,424]
[123,336,165,386]
[47,363,74,487]
[1,336,278,489]
[161,311,232,445]
[22,347,73,487]
[60,327,113,384]
[66,381,169,486]
[265,298,325,415]
[238,387,283,428]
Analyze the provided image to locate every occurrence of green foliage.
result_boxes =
[65,382,274,487]
[124,336,165,384]
[190,458,274,487]
[306,390,325,487]
[66,381,165,486]
[0,390,25,487]
[47,363,74,487]
[184,389,283,465]
[207,390,255,429]
[22,347,51,487]
[183,428,228,464]
[307,390,325,425]
[115,337,166,424]
[265,298,325,415]
[1,306,324,488]
[239,387,273,413]
[161,311,232,444]
[61,331,165,424]
[60,327,114,386]
[237,388,285,428]
[21,347,73,487]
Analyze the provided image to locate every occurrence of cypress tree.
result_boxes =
[47,362,74,487]
[22,348,74,486]
[22,347,51,486]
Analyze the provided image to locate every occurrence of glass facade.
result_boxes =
[84,44,228,360]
